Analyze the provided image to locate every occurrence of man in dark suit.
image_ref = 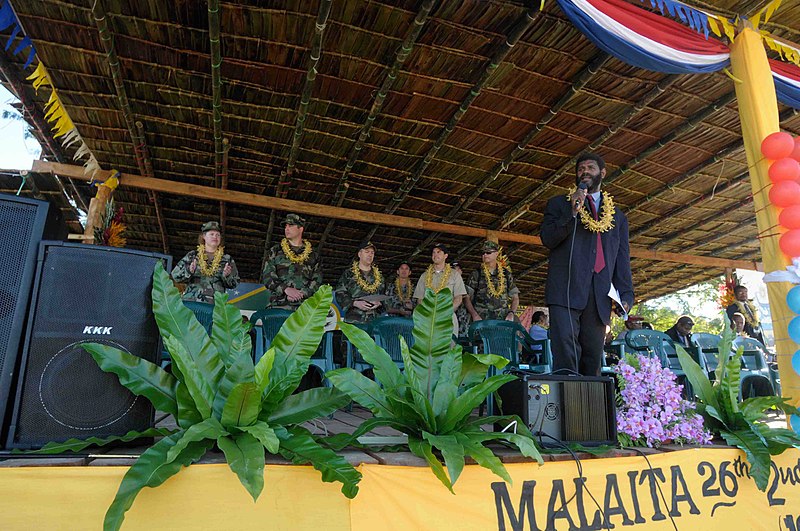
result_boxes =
[664,316,695,347]
[541,153,634,376]
[725,285,764,343]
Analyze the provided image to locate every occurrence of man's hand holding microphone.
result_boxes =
[570,181,589,217]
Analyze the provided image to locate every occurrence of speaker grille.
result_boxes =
[7,243,169,449]
[562,380,613,442]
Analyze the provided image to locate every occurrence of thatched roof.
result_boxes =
[3,0,800,305]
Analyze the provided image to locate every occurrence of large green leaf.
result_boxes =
[423,432,465,486]
[239,421,280,454]
[322,417,412,451]
[255,347,276,396]
[720,351,743,418]
[440,374,517,433]
[82,343,178,417]
[720,428,773,491]
[211,291,251,368]
[217,432,266,501]
[408,435,452,493]
[456,432,512,484]
[276,426,361,498]
[175,381,203,429]
[261,287,332,409]
[222,382,261,428]
[165,417,227,465]
[104,432,214,531]
[340,321,403,390]
[265,387,350,426]
[21,428,176,455]
[741,396,790,422]
[325,368,393,417]
[432,348,461,418]
[164,335,214,419]
[460,352,508,389]
[462,429,543,464]
[399,336,437,432]
[213,353,256,420]
[151,263,224,393]
[408,288,454,401]
[676,345,718,412]
[716,314,736,383]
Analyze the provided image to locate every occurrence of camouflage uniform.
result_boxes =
[335,264,386,323]
[261,241,323,310]
[467,266,519,321]
[172,249,240,303]
[384,277,415,316]
[455,283,474,338]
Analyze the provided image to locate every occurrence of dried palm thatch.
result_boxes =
[3,0,800,305]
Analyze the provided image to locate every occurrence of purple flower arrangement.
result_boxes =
[615,354,712,448]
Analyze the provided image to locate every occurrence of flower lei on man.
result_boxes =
[196,244,225,276]
[281,237,312,264]
[615,354,711,448]
[482,262,507,298]
[565,186,615,233]
[734,299,760,329]
[394,277,412,303]
[424,264,452,294]
[351,261,382,294]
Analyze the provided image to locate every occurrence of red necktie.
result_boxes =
[589,196,606,273]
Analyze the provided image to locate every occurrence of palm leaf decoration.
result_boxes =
[677,314,800,491]
[27,263,360,530]
[326,288,542,492]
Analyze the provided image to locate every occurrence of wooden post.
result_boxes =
[82,184,112,242]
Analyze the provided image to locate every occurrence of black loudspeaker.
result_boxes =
[496,373,617,447]
[5,242,170,449]
[0,194,59,442]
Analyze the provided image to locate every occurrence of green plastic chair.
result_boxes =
[370,316,414,371]
[732,337,776,399]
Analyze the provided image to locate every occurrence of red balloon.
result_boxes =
[762,132,795,160]
[780,230,800,258]
[792,137,800,162]
[769,157,800,183]
[769,180,800,208]
[780,205,800,230]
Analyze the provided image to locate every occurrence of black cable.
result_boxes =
[539,432,610,531]
[623,446,679,531]
[566,212,579,365]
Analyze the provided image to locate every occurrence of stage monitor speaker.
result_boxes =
[5,242,171,449]
[496,373,617,447]
[0,193,60,443]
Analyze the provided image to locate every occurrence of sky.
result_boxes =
[0,84,41,170]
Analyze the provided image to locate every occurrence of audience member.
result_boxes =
[664,316,694,347]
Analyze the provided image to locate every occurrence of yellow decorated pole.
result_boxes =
[729,23,800,428]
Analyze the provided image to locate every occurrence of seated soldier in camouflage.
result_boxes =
[171,221,239,303]
[335,241,385,323]
[384,260,414,317]
[467,240,519,321]
[261,213,322,310]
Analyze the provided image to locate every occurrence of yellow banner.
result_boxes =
[1,449,800,530]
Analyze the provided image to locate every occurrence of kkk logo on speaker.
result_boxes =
[82,326,113,335]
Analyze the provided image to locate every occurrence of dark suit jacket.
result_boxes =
[664,325,692,347]
[726,302,764,342]
[541,191,633,325]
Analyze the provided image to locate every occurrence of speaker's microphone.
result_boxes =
[577,181,589,190]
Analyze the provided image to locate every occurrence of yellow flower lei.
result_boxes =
[395,277,412,303]
[196,245,224,276]
[281,238,312,264]
[565,187,615,233]
[735,300,760,328]
[425,264,451,294]
[482,263,507,298]
[351,261,382,294]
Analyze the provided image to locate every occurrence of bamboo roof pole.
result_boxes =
[410,50,611,259]
[208,0,224,189]
[0,53,88,212]
[262,0,331,266]
[92,1,169,250]
[220,138,230,234]
[319,0,437,247]
[33,160,760,271]
[135,120,169,254]
[352,6,542,244]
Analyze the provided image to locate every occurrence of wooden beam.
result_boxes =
[34,161,761,272]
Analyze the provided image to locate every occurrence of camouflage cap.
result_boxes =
[481,240,500,253]
[431,242,449,255]
[357,240,376,252]
[201,221,221,233]
[282,213,306,227]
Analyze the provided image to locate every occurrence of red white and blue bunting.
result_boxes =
[772,59,800,110]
